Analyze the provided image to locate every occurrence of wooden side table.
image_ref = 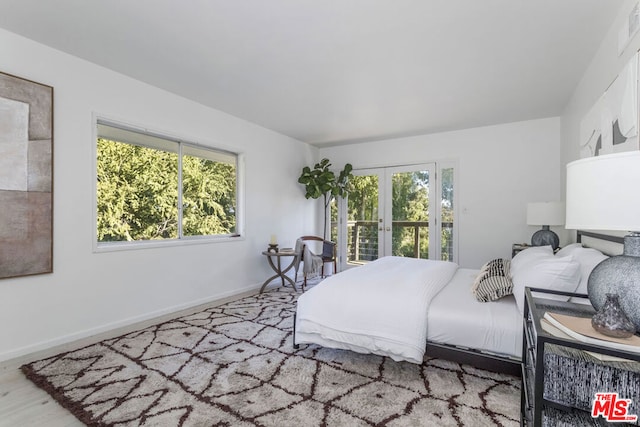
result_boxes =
[260,250,297,293]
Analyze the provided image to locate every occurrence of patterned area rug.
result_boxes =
[22,286,520,426]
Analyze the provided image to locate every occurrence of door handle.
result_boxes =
[386,227,391,231]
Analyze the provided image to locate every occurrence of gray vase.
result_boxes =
[591,293,636,338]
[587,254,640,332]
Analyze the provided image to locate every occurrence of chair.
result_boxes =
[294,236,337,289]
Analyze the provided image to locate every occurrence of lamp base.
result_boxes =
[267,244,279,253]
[588,233,640,331]
[531,226,560,250]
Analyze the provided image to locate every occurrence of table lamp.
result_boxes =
[566,151,640,331]
[526,201,565,250]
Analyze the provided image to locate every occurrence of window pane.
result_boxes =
[391,170,429,259]
[97,122,179,153]
[182,150,237,236]
[97,138,179,242]
[441,167,454,261]
[347,174,379,264]
[97,121,240,245]
[330,198,338,243]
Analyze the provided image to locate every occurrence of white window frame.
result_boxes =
[437,160,458,263]
[92,116,245,252]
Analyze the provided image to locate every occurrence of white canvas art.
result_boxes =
[580,52,639,158]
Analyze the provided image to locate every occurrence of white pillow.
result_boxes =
[554,243,582,258]
[564,246,607,296]
[511,246,581,313]
[511,245,554,272]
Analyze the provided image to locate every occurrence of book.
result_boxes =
[540,318,630,362]
[543,312,640,355]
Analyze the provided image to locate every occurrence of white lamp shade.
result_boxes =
[526,202,565,226]
[566,151,640,231]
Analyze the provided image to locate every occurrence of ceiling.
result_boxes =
[0,1,623,146]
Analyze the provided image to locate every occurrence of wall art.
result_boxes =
[0,71,53,279]
[580,52,639,158]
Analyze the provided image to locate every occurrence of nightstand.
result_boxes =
[513,244,562,258]
[522,287,640,426]
[512,243,531,257]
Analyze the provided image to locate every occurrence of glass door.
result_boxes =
[339,163,442,269]
[345,170,383,265]
[384,165,435,259]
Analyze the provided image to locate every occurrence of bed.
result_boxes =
[293,231,623,375]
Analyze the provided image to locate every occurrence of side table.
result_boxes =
[260,251,297,293]
[513,244,563,258]
[512,243,531,257]
[521,287,640,426]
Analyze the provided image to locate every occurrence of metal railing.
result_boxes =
[333,220,454,263]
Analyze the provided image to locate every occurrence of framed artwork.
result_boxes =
[0,71,53,279]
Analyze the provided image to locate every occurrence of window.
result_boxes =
[440,166,454,261]
[96,120,240,246]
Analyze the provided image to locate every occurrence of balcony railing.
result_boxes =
[333,220,454,263]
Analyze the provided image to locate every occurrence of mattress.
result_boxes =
[427,268,523,359]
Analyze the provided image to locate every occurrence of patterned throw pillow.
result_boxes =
[472,258,513,302]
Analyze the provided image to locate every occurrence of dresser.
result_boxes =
[521,287,640,426]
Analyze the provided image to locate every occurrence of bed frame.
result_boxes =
[293,231,624,377]
[576,230,624,247]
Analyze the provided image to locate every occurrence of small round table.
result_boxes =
[260,251,297,293]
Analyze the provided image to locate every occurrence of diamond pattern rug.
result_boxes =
[21,286,520,426]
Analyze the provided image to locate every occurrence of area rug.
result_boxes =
[21,286,520,426]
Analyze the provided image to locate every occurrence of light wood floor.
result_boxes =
[0,359,83,427]
[0,289,260,426]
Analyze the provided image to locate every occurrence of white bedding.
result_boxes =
[295,256,458,364]
[427,268,522,359]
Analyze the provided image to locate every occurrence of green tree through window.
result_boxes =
[392,171,429,258]
[96,122,238,243]
[345,166,454,263]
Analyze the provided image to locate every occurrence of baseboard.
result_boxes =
[0,282,262,365]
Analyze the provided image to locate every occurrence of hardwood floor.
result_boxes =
[0,351,85,426]
[0,288,259,426]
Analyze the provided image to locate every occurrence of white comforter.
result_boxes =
[295,256,458,364]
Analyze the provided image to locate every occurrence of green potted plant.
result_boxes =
[298,158,353,239]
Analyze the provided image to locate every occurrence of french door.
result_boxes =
[336,162,454,269]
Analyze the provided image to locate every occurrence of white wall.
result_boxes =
[0,28,318,361]
[320,117,562,269]
[558,1,636,244]
[561,0,640,181]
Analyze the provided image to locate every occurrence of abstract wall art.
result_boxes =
[0,71,53,279]
[580,52,639,158]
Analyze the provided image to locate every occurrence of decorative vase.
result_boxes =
[587,234,640,332]
[591,293,636,338]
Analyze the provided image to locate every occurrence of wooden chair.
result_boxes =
[294,235,337,288]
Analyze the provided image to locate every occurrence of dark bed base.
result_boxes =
[425,342,521,376]
[293,313,521,376]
